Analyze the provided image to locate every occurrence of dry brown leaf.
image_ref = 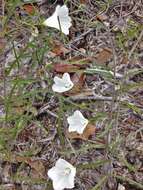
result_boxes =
[54,64,82,73]
[28,160,46,178]
[22,4,38,14]
[51,40,70,56]
[95,48,112,64]
[64,72,85,96]
[67,124,96,140]
[54,56,92,73]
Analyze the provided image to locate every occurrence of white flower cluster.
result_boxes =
[44,5,89,190]
[49,72,89,190]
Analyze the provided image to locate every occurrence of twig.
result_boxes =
[69,95,113,101]
[38,105,58,118]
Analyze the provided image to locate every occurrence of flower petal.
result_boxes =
[48,167,60,181]
[52,83,66,93]
[53,176,72,190]
[55,158,74,171]
[66,173,75,188]
[43,6,59,28]
[68,123,86,134]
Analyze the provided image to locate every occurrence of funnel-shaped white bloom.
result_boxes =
[67,110,89,134]
[52,73,74,93]
[43,5,72,35]
[48,158,76,190]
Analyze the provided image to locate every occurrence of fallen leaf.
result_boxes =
[67,124,96,140]
[50,40,70,56]
[28,159,46,177]
[72,72,85,87]
[22,4,38,14]
[64,72,85,96]
[54,64,82,73]
[53,56,92,73]
[95,48,112,64]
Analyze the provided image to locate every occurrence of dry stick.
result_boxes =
[69,95,113,101]
[38,105,58,118]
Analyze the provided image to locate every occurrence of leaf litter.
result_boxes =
[0,0,143,190]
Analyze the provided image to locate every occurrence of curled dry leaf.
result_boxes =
[95,48,112,65]
[67,124,96,140]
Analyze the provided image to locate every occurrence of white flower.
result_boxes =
[67,110,89,134]
[43,5,72,35]
[52,73,74,93]
[48,158,76,190]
